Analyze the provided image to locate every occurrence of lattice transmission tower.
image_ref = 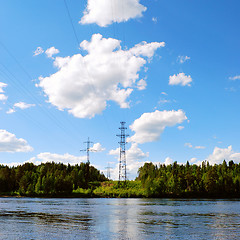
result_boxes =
[80,137,96,164]
[117,122,129,181]
[105,163,113,179]
[80,137,96,185]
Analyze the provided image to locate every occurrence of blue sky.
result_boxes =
[0,0,240,179]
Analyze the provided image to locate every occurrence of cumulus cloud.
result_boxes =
[189,146,240,165]
[178,126,184,130]
[0,129,33,152]
[38,34,164,118]
[229,75,240,81]
[33,47,44,56]
[45,47,60,58]
[206,146,240,165]
[164,157,173,165]
[89,143,105,152]
[127,143,149,161]
[177,55,190,64]
[7,102,35,114]
[169,73,192,86]
[189,157,197,163]
[129,109,187,144]
[27,152,86,165]
[129,41,165,58]
[80,0,147,27]
[0,82,8,101]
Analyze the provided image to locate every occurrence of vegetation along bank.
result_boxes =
[0,160,240,198]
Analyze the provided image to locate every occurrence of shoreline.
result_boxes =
[1,194,240,199]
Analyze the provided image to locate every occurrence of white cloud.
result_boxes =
[178,126,184,130]
[0,94,7,101]
[6,109,15,114]
[14,102,35,109]
[229,75,240,81]
[129,109,187,144]
[80,0,147,27]
[177,55,190,64]
[137,79,147,90]
[33,47,44,56]
[185,142,205,149]
[169,73,192,87]
[0,82,7,92]
[152,17,157,23]
[89,142,105,152]
[0,129,33,152]
[0,82,8,101]
[109,148,119,156]
[127,143,149,161]
[7,102,35,114]
[164,157,173,165]
[38,34,164,118]
[161,92,168,95]
[206,146,240,165]
[189,157,197,164]
[27,152,86,165]
[190,146,240,165]
[45,47,60,58]
[195,146,206,149]
[130,41,165,58]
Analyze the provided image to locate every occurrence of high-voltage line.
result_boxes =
[80,137,95,164]
[80,137,97,185]
[117,122,129,181]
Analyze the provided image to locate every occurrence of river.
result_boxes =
[0,198,239,239]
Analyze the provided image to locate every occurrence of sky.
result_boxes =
[0,0,240,179]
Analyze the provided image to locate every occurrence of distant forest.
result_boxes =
[0,162,106,196]
[137,160,240,197]
[0,160,240,198]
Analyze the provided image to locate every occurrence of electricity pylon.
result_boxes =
[117,122,129,181]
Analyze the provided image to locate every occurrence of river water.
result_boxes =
[0,198,240,240]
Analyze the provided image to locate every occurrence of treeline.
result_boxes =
[0,162,107,196]
[137,160,240,197]
[1,160,240,198]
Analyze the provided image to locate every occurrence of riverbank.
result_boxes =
[1,180,240,199]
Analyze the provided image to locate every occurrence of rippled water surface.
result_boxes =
[0,198,240,239]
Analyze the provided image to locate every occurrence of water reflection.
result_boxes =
[0,198,240,239]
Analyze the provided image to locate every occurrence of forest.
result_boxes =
[0,162,107,197]
[0,160,240,198]
[136,160,240,197]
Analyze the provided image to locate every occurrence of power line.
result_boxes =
[0,55,82,143]
[80,137,95,164]
[63,0,80,47]
[63,0,116,136]
[80,137,98,186]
